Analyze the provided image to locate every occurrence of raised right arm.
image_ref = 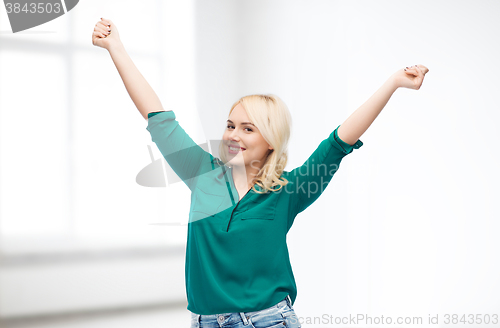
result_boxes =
[93,18,222,191]
[92,17,166,120]
[108,43,167,120]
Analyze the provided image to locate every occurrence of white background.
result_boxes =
[1,0,499,327]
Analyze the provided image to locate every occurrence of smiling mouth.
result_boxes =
[228,145,246,153]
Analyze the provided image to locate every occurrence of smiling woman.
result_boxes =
[218,94,292,195]
[146,102,362,323]
[96,14,429,328]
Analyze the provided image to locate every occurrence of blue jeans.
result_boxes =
[190,295,301,328]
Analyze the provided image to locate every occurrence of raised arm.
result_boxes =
[337,64,429,145]
[92,18,216,191]
[287,64,429,218]
[92,17,165,120]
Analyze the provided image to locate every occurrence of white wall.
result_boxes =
[1,0,499,325]
[193,0,500,326]
[0,0,195,320]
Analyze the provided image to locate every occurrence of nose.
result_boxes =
[229,128,240,141]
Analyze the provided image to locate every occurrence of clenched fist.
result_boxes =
[92,17,122,51]
[391,64,430,90]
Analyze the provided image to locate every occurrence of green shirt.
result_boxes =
[146,110,363,315]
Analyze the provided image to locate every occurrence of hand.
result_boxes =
[392,64,429,90]
[92,17,122,51]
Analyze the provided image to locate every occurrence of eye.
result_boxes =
[226,125,253,132]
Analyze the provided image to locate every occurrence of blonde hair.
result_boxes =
[218,94,292,194]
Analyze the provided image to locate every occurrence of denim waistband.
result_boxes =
[194,295,292,324]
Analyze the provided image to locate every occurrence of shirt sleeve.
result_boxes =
[146,110,214,191]
[147,111,169,118]
[288,124,363,215]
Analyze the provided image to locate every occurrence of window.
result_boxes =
[0,0,196,255]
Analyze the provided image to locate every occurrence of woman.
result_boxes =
[92,18,429,328]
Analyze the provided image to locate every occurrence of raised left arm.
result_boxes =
[337,64,429,145]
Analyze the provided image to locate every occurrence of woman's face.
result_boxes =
[222,103,273,169]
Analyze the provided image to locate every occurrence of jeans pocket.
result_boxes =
[248,307,286,328]
[190,312,199,328]
[282,309,301,328]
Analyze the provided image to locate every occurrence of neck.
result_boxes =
[231,163,261,189]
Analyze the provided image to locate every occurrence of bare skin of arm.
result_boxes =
[337,65,430,145]
[92,17,165,120]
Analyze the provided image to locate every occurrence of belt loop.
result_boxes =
[239,312,250,325]
[197,314,201,323]
[285,295,292,308]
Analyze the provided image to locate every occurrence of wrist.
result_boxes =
[108,41,125,54]
[388,74,400,91]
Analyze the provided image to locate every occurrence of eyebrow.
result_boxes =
[226,119,255,127]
